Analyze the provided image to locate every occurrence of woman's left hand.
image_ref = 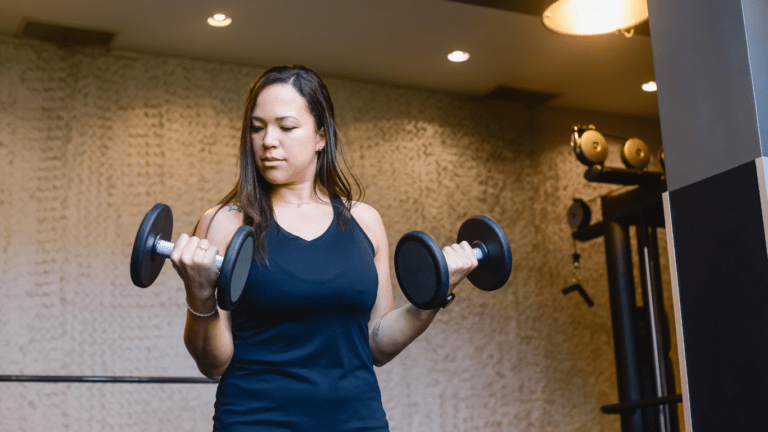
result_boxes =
[442,241,479,294]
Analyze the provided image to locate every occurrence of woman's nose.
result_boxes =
[262,126,278,147]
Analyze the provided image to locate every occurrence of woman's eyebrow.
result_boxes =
[251,115,298,122]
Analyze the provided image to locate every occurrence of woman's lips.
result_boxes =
[261,157,283,166]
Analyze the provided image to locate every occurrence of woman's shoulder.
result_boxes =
[348,201,386,251]
[348,201,381,225]
[197,203,246,243]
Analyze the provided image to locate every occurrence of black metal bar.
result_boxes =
[0,375,218,384]
[572,187,666,245]
[602,216,644,432]
[601,394,683,414]
[584,165,666,190]
[601,186,665,224]
[562,283,595,307]
[647,225,680,430]
[572,222,603,242]
[637,213,675,432]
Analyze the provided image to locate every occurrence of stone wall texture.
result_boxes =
[0,36,682,431]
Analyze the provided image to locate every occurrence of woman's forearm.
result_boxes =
[369,303,440,367]
[183,297,234,379]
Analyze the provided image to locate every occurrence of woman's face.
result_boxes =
[251,83,325,187]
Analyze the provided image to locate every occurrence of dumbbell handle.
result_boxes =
[472,248,484,260]
[155,239,224,271]
[470,241,488,266]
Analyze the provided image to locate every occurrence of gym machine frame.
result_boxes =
[570,167,681,432]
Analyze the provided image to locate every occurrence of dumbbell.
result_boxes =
[394,216,513,310]
[572,125,651,170]
[130,203,255,311]
[571,125,608,166]
[620,138,650,170]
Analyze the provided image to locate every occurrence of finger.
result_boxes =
[194,238,210,260]
[203,247,219,270]
[444,243,469,259]
[181,236,201,264]
[443,246,466,272]
[459,241,479,268]
[197,238,220,262]
[443,244,464,260]
[444,244,463,255]
[170,233,190,263]
[445,243,477,272]
[193,240,215,265]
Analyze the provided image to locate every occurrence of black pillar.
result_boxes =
[648,0,768,430]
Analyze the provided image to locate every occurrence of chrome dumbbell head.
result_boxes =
[572,125,608,167]
[621,138,650,170]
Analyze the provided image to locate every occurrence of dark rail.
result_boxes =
[601,394,683,414]
[0,375,218,384]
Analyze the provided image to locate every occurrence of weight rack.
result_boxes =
[570,168,681,432]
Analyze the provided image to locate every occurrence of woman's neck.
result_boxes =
[271,184,329,208]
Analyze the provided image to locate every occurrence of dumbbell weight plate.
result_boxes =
[621,138,650,169]
[457,216,512,291]
[394,231,450,310]
[573,129,608,166]
[130,203,173,288]
[217,225,255,311]
[567,198,591,230]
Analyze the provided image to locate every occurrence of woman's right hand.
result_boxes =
[169,234,221,303]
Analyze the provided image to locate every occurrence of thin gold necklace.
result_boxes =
[274,199,315,208]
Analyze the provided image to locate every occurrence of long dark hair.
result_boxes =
[206,65,364,260]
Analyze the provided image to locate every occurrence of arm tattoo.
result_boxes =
[373,314,389,343]
[374,319,383,339]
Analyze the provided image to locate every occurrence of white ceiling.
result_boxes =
[0,0,659,118]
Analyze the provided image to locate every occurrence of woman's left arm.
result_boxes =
[352,204,477,367]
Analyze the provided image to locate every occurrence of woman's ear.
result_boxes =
[316,128,326,152]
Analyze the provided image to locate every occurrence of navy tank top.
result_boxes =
[213,199,389,432]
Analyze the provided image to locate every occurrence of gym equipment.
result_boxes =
[130,203,256,311]
[562,283,595,307]
[394,216,512,310]
[621,138,650,170]
[571,125,608,166]
[567,186,679,430]
[584,165,665,189]
[567,198,592,230]
[658,148,665,171]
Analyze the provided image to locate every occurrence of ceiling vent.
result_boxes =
[17,19,115,47]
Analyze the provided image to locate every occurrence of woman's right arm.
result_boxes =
[171,204,244,380]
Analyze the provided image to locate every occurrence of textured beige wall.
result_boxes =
[0,36,681,431]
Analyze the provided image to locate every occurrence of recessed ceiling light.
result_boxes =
[447,51,470,62]
[208,14,232,27]
[642,81,657,92]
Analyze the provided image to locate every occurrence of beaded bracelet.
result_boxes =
[186,300,218,317]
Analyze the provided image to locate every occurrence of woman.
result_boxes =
[170,65,478,431]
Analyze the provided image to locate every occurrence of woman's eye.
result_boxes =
[251,125,264,133]
[281,127,296,132]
